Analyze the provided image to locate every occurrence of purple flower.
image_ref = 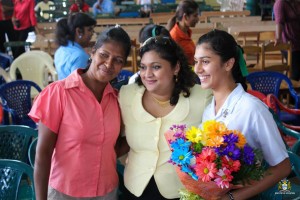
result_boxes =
[223,144,241,160]
[243,144,255,165]
[224,133,239,144]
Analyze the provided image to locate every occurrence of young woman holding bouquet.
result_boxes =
[29,27,131,200]
[193,29,291,199]
[118,36,212,199]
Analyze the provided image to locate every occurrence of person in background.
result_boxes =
[167,0,199,66]
[274,0,300,81]
[69,0,90,14]
[12,0,40,58]
[0,0,17,57]
[128,24,171,84]
[28,26,132,200]
[193,29,291,199]
[119,36,211,200]
[54,13,96,80]
[92,0,114,18]
[136,0,157,17]
[138,24,171,44]
[34,0,54,21]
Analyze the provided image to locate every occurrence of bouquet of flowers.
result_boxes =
[165,120,266,200]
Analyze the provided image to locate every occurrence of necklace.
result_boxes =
[150,94,170,107]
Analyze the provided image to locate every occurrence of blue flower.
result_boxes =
[171,138,191,151]
[171,148,193,166]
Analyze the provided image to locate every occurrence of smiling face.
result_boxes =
[194,43,233,90]
[89,41,126,83]
[139,50,179,95]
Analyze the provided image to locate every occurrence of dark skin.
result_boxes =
[34,40,130,200]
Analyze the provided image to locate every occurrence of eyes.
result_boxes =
[138,64,161,71]
[99,52,125,65]
[194,59,210,65]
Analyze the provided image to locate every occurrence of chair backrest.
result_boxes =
[242,45,262,72]
[258,31,275,44]
[287,151,300,179]
[246,71,299,107]
[9,50,57,91]
[268,108,300,154]
[0,125,37,163]
[0,80,41,127]
[28,138,37,168]
[0,68,12,84]
[247,89,267,104]
[261,42,292,76]
[0,159,35,200]
[111,70,134,90]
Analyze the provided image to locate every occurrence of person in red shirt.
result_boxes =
[69,0,90,14]
[0,0,17,57]
[12,0,40,58]
[167,0,199,66]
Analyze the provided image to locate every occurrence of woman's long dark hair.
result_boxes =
[197,29,247,91]
[136,36,196,105]
[166,0,199,31]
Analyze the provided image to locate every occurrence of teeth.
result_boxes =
[199,75,209,81]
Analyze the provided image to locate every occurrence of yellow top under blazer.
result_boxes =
[119,84,212,198]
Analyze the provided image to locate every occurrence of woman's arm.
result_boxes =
[34,122,57,200]
[115,122,129,157]
[221,158,291,200]
[275,23,283,46]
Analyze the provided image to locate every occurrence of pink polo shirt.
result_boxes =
[29,69,120,197]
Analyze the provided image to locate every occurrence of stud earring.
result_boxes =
[79,35,82,39]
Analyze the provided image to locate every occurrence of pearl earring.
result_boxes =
[79,35,82,39]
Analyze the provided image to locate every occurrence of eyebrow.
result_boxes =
[194,56,211,59]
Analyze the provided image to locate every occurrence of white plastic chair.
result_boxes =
[9,50,58,89]
[0,68,12,83]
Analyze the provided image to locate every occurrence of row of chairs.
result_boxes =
[0,125,37,200]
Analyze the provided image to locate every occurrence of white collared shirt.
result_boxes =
[202,84,288,166]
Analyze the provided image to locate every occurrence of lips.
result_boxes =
[144,79,156,85]
[199,75,209,82]
[99,66,113,75]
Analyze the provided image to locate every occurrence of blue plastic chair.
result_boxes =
[28,138,37,168]
[111,70,134,90]
[246,71,300,108]
[0,80,41,128]
[0,159,35,200]
[0,125,38,164]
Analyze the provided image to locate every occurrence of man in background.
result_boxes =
[92,0,114,18]
[0,0,17,57]
[34,0,54,21]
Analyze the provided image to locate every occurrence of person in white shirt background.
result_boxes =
[34,0,54,20]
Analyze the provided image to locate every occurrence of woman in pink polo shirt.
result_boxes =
[28,26,131,200]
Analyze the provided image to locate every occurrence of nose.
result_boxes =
[194,62,203,74]
[145,67,153,77]
[105,57,113,69]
